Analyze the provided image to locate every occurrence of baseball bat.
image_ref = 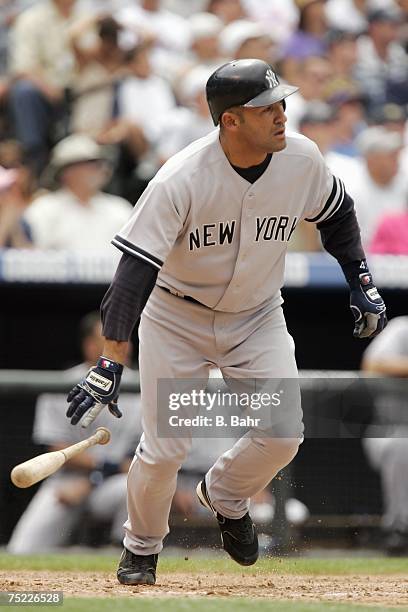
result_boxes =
[10,427,111,489]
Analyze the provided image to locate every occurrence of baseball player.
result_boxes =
[66,59,387,585]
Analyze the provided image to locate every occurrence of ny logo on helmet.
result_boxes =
[265,69,279,89]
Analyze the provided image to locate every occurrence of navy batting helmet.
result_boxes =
[206,59,298,126]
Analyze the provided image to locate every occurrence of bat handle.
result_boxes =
[81,402,105,428]
[61,427,111,462]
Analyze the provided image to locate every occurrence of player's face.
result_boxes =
[237,101,288,153]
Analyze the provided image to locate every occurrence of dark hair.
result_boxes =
[98,16,121,43]
[79,311,101,344]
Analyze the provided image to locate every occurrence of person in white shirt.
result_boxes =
[168,12,225,91]
[23,134,132,251]
[348,126,407,247]
[116,43,176,148]
[325,0,370,34]
[115,0,192,77]
[188,11,224,68]
[116,0,191,54]
[157,66,215,163]
[241,0,298,48]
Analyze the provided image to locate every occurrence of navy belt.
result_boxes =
[159,285,202,306]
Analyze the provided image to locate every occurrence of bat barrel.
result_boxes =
[11,451,66,488]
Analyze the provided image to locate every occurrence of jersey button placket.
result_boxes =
[233,193,253,293]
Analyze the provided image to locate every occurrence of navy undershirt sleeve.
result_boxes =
[101,253,158,341]
[317,190,365,266]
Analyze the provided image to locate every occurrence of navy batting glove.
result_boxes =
[342,260,387,339]
[66,357,123,425]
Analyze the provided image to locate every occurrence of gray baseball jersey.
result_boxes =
[112,128,344,312]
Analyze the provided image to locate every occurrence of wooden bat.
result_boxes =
[10,427,111,489]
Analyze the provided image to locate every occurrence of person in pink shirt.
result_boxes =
[370,207,408,255]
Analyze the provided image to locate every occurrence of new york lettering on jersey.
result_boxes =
[112,130,345,311]
[188,215,298,250]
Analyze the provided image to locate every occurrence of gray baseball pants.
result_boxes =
[124,286,303,555]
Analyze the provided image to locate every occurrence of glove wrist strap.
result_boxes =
[97,356,123,375]
[341,259,369,289]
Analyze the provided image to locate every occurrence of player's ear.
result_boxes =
[221,110,243,131]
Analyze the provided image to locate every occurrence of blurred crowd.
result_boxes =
[0,0,407,253]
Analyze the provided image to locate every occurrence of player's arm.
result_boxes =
[66,179,184,426]
[305,173,386,338]
[66,254,158,425]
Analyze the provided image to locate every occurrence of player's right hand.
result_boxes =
[66,357,123,426]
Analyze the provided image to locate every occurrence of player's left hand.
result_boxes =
[66,357,123,426]
[349,271,387,338]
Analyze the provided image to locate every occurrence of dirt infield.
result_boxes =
[1,570,408,606]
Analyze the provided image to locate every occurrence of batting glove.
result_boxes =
[66,357,123,426]
[343,261,387,339]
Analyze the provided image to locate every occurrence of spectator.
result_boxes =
[348,126,406,247]
[369,102,407,136]
[324,30,360,101]
[188,12,224,68]
[285,56,332,131]
[7,311,140,553]
[326,83,367,157]
[299,101,363,184]
[170,11,224,92]
[119,0,192,52]
[241,0,298,48]
[354,8,408,111]
[282,0,328,84]
[157,66,214,163]
[369,103,408,174]
[69,16,128,136]
[325,0,370,34]
[8,0,86,175]
[293,102,361,252]
[23,134,132,250]
[207,0,247,24]
[362,316,408,555]
[219,19,277,63]
[0,139,39,207]
[116,0,192,77]
[99,42,175,189]
[0,1,37,99]
[0,165,31,247]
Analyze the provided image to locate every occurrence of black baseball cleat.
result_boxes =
[117,547,158,585]
[196,480,259,566]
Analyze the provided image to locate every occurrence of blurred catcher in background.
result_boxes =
[7,312,140,554]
